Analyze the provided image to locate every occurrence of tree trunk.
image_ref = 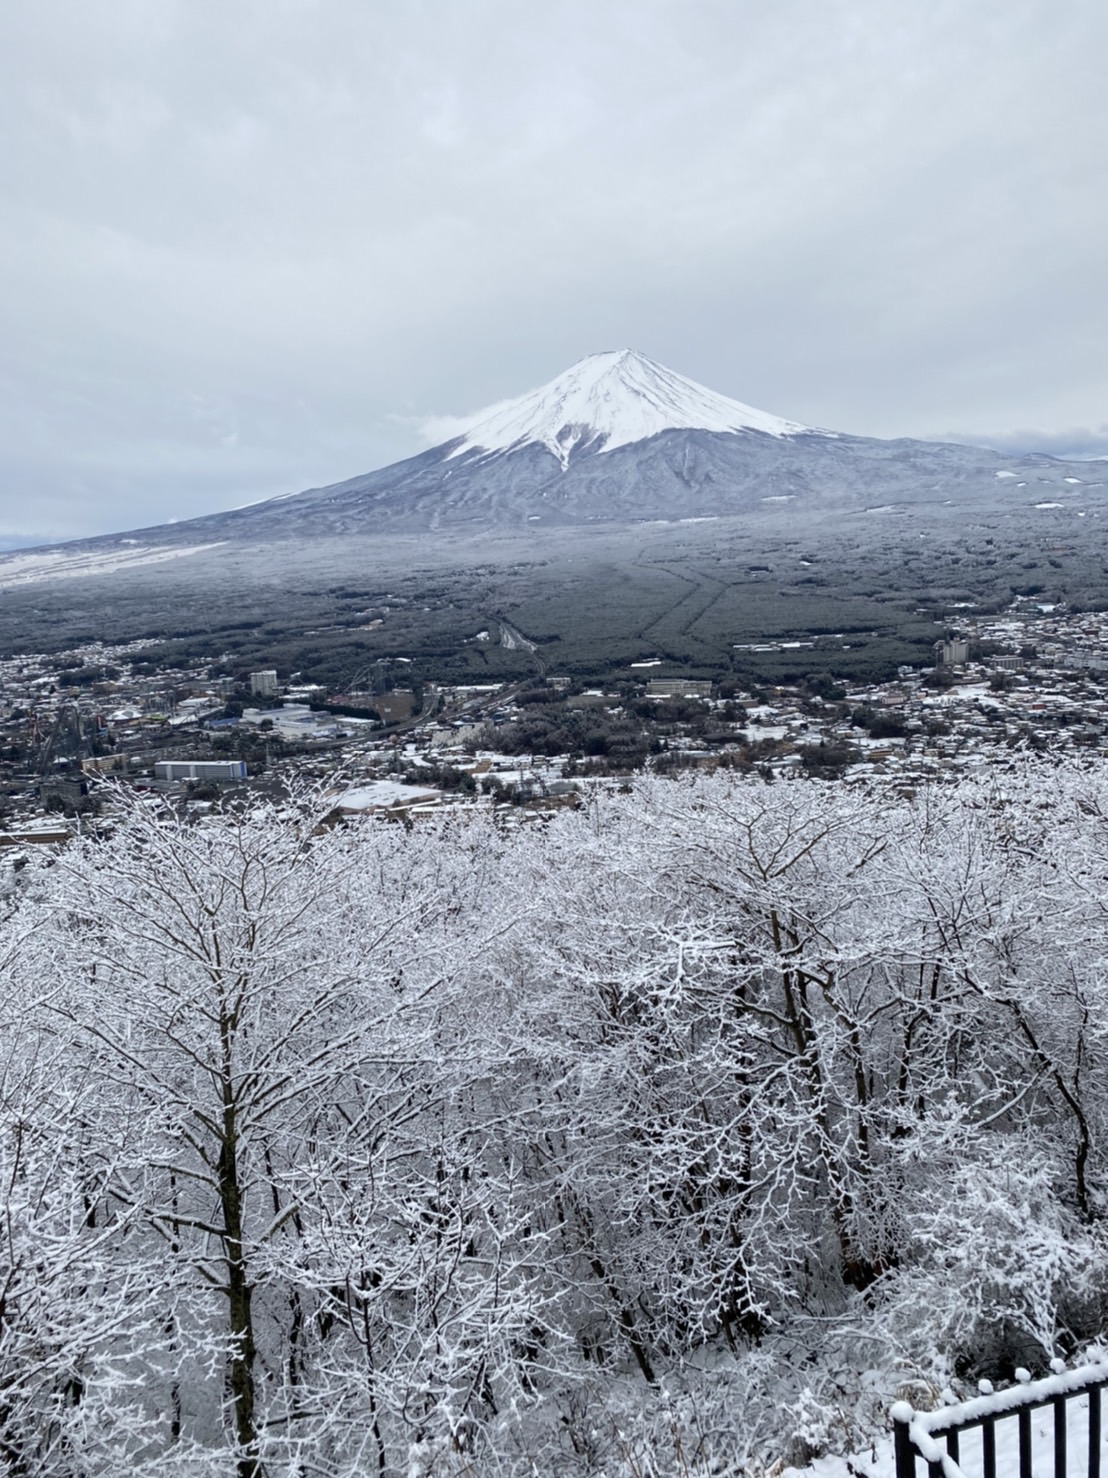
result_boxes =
[219,1008,263,1478]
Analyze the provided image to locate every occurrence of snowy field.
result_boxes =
[0,539,225,586]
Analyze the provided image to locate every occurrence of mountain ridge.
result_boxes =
[2,353,1105,582]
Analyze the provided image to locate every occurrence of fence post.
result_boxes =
[892,1402,916,1478]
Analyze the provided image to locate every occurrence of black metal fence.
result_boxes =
[892,1362,1108,1478]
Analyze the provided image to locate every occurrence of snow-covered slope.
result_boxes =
[427,349,829,468]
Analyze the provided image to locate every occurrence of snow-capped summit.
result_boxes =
[426,349,828,468]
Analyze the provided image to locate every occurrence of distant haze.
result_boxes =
[1,0,1106,543]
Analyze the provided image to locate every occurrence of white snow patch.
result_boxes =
[0,542,227,588]
[738,724,789,741]
[422,350,833,468]
[336,781,443,811]
[1035,501,1064,509]
[995,470,1019,479]
[1065,476,1084,483]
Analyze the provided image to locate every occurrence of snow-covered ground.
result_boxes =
[0,540,225,587]
[335,780,443,810]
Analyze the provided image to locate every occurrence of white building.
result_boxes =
[934,639,970,667]
[154,760,248,784]
[646,677,713,698]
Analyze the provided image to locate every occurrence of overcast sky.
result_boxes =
[1,0,1106,545]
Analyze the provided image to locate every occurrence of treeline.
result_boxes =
[4,765,1108,1474]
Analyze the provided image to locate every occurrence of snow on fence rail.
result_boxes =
[892,1360,1108,1478]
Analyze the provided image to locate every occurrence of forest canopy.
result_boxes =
[2,764,1108,1476]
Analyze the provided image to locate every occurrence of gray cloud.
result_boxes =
[947,426,1108,461]
[1,0,1105,540]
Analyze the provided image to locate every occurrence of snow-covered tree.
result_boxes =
[4,764,1108,1474]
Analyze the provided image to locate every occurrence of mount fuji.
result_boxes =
[1,350,1103,584]
[2,350,1106,677]
[61,347,1080,551]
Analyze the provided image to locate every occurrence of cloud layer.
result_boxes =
[1,0,1105,540]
